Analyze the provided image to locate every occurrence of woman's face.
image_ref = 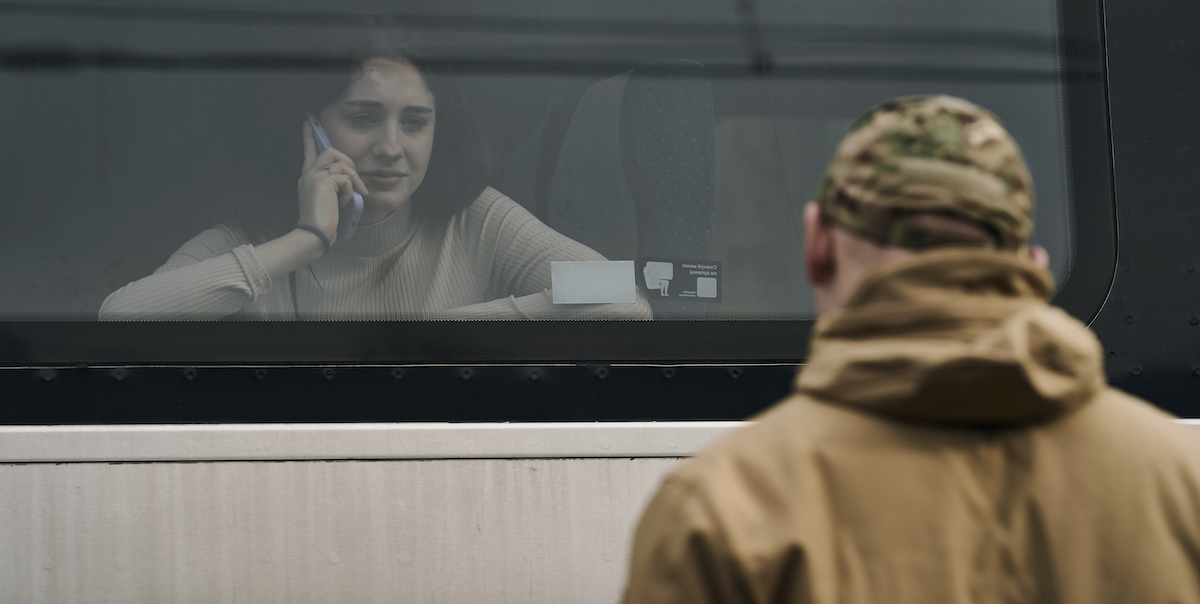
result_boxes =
[319,58,435,219]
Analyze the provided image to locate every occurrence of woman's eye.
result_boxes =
[401,117,428,132]
[349,114,377,126]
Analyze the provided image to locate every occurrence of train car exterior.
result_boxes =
[2,0,1198,601]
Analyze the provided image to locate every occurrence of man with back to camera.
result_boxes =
[621,95,1200,603]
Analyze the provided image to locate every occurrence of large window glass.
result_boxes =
[0,0,1112,364]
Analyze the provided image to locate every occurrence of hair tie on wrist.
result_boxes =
[295,224,331,254]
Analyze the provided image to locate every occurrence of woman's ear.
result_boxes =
[804,201,836,287]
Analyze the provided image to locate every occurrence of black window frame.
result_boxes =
[0,0,1116,423]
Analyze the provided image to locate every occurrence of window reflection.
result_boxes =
[96,48,652,320]
[0,0,1072,321]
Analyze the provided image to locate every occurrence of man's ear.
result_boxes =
[804,201,835,287]
[1028,245,1050,270]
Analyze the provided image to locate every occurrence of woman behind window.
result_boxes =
[99,47,651,321]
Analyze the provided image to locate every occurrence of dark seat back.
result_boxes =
[546,60,716,318]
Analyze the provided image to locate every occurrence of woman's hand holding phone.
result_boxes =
[249,122,372,285]
[298,121,370,246]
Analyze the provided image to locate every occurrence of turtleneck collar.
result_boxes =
[331,199,421,257]
[797,248,1104,426]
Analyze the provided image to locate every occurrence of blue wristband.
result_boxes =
[295,224,331,254]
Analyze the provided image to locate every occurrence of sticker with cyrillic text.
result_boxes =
[636,258,722,302]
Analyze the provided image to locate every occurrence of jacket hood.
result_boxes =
[796,248,1105,426]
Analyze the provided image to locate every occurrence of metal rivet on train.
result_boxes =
[1189,263,1197,273]
[183,367,197,381]
[595,367,608,379]
[111,368,127,381]
[323,368,335,380]
[391,367,405,380]
[662,368,675,378]
[1125,316,1135,324]
[1190,316,1199,326]
[1187,211,1196,220]
[729,368,741,379]
[529,370,540,381]
[39,368,56,382]
[1123,263,1132,271]
[460,368,473,380]
[255,369,267,381]
[1172,40,1186,52]
[1131,366,1142,376]
[1194,367,1200,376]
[1108,350,1117,357]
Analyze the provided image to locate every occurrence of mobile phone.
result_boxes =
[307,113,364,241]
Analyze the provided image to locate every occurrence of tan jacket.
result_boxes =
[623,249,1200,604]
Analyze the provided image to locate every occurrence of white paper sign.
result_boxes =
[551,261,637,304]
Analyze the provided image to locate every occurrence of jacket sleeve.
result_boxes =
[98,226,272,320]
[622,477,754,604]
[446,190,652,319]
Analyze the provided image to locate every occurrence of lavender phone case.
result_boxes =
[307,114,363,241]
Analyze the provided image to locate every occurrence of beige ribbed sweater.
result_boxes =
[100,187,651,320]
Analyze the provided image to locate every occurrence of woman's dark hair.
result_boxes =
[216,42,490,244]
[300,46,490,220]
[232,44,490,243]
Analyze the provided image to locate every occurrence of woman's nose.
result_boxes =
[373,125,404,159]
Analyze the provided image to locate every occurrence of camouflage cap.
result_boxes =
[816,95,1034,250]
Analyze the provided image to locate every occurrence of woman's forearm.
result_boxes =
[99,246,267,320]
[255,228,327,284]
[99,229,325,321]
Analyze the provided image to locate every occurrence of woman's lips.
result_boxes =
[362,172,407,186]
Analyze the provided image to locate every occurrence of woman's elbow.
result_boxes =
[97,287,131,321]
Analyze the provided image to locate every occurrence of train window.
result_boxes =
[0,0,1114,419]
